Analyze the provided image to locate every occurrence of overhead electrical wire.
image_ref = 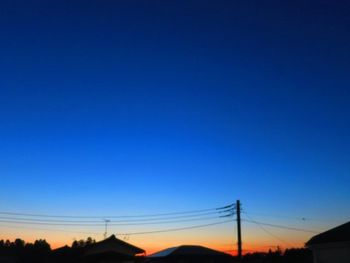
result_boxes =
[0,203,321,236]
[0,210,232,224]
[242,219,320,234]
[0,200,327,251]
[0,205,234,242]
[0,215,232,227]
[243,212,293,247]
[0,224,100,235]
[0,204,233,219]
[0,219,234,236]
[244,211,343,224]
[114,219,234,236]
[0,204,234,229]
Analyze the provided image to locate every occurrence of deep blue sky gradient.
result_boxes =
[0,0,349,239]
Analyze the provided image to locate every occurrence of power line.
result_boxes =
[0,204,233,219]
[243,212,293,247]
[242,219,319,234]
[0,215,230,227]
[0,219,100,226]
[0,219,234,240]
[244,211,343,224]
[0,224,100,235]
[109,216,225,226]
[0,219,233,237]
[0,210,231,224]
[114,219,234,236]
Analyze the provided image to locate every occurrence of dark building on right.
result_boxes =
[147,245,232,263]
[306,221,350,263]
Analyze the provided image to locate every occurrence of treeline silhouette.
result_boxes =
[241,247,312,263]
[0,238,50,263]
[0,238,97,263]
[0,237,312,263]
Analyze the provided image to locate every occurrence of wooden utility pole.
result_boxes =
[236,200,242,260]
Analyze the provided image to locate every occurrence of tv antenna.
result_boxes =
[103,219,111,239]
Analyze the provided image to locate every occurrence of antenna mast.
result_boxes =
[103,219,111,239]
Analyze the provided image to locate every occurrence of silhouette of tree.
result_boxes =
[34,239,51,251]
[15,238,25,249]
[71,240,79,248]
[85,237,95,246]
[5,239,11,247]
[71,237,95,248]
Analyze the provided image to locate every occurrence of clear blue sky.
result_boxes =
[0,0,349,249]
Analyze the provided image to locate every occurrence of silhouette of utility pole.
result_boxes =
[236,200,242,260]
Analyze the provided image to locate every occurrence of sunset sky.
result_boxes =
[0,0,349,255]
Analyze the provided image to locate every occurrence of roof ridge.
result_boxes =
[306,221,350,246]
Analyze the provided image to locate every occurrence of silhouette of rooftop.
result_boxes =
[148,245,230,258]
[85,235,145,256]
[306,221,350,246]
[52,245,70,253]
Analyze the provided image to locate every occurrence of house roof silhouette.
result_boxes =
[306,221,350,246]
[84,235,145,256]
[149,245,230,258]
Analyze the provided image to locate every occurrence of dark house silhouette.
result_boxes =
[147,245,232,263]
[84,235,145,262]
[52,235,145,263]
[306,221,350,263]
[51,245,78,263]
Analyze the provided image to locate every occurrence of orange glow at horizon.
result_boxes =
[0,218,317,257]
[4,238,305,256]
[46,241,304,256]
